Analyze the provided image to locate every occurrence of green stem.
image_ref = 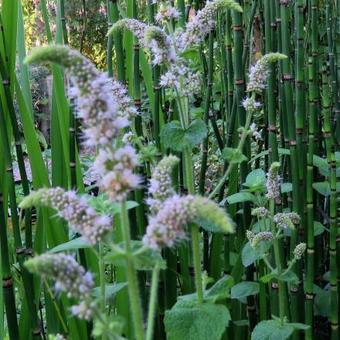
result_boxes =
[146,265,160,340]
[120,201,144,340]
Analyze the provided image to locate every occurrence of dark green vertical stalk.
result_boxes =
[108,0,125,81]
[264,0,278,162]
[321,67,338,340]
[279,2,302,327]
[305,58,317,340]
[0,190,19,340]
[199,32,213,271]
[0,99,41,338]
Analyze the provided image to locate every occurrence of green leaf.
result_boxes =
[106,241,166,270]
[88,195,138,215]
[312,182,340,196]
[314,289,330,317]
[231,282,259,300]
[244,169,266,192]
[161,119,207,151]
[242,241,271,267]
[314,221,326,236]
[92,283,127,302]
[260,271,278,283]
[205,275,234,302]
[251,320,304,340]
[281,183,292,193]
[223,192,256,205]
[312,182,330,196]
[165,300,231,340]
[279,270,299,283]
[48,238,92,253]
[222,147,248,164]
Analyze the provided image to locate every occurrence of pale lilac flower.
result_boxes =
[293,243,306,260]
[179,0,242,50]
[25,254,95,320]
[93,146,140,201]
[109,19,176,65]
[250,231,274,247]
[143,195,196,249]
[266,162,281,202]
[160,62,201,96]
[273,212,300,230]
[242,97,262,113]
[143,194,234,249]
[21,187,112,244]
[247,53,287,93]
[147,156,179,213]
[251,207,269,218]
[250,122,262,141]
[155,5,180,24]
[25,45,140,203]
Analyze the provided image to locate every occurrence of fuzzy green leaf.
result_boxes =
[244,169,266,192]
[242,241,273,267]
[222,147,248,164]
[223,192,256,205]
[161,119,207,151]
[92,283,127,302]
[251,319,308,340]
[105,241,166,270]
[165,300,231,340]
[48,238,92,253]
[231,282,259,300]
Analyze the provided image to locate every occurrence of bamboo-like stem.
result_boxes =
[279,2,302,328]
[305,57,317,340]
[263,0,278,162]
[0,190,19,340]
[120,201,144,340]
[0,97,41,339]
[321,67,338,340]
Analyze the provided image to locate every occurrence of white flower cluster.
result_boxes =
[178,0,242,50]
[146,155,179,214]
[26,46,140,201]
[160,62,201,96]
[273,212,300,230]
[247,230,274,248]
[143,195,197,249]
[38,187,112,244]
[293,243,306,260]
[247,53,287,93]
[266,162,281,202]
[109,19,176,65]
[93,145,140,201]
[26,254,95,320]
[155,5,180,24]
[242,97,262,114]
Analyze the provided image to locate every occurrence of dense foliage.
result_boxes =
[0,1,339,340]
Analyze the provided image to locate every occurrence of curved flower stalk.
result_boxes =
[143,194,234,249]
[160,62,201,97]
[178,0,242,50]
[108,19,176,65]
[265,162,281,203]
[247,53,287,93]
[273,212,300,230]
[147,155,180,214]
[25,45,140,201]
[155,4,181,24]
[25,45,124,147]
[25,254,95,320]
[20,187,112,244]
[246,230,274,248]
